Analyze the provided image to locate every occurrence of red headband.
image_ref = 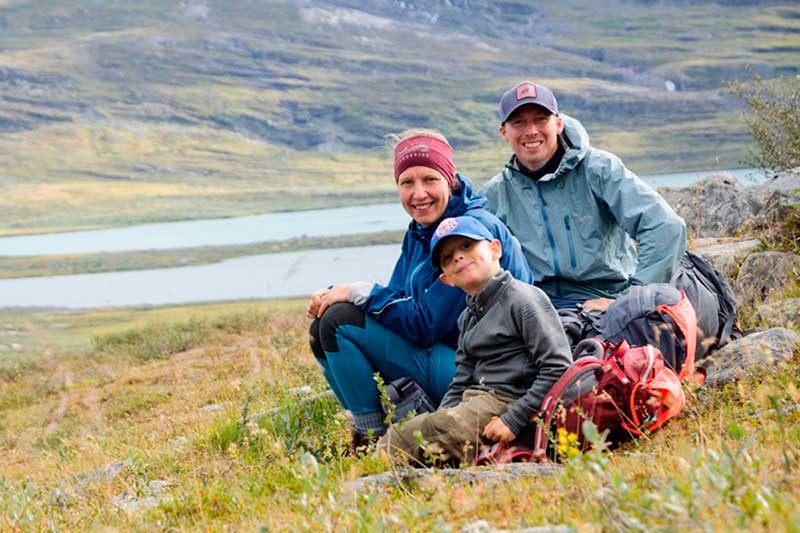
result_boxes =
[393,136,456,188]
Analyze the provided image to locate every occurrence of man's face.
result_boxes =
[437,236,502,296]
[499,105,564,171]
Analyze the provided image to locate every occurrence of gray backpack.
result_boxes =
[670,251,741,359]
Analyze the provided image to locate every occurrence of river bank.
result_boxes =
[0,231,404,280]
[0,168,780,308]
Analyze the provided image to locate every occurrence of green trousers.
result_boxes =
[375,388,518,466]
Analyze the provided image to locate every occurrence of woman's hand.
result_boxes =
[482,416,516,443]
[583,297,614,313]
[306,284,352,319]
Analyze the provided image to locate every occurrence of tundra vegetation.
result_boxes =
[0,1,798,236]
[0,262,799,529]
[2,1,800,529]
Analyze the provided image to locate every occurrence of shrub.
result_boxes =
[728,73,800,173]
[91,320,209,363]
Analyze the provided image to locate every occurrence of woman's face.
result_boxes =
[397,165,451,227]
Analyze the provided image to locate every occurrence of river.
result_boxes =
[0,245,401,308]
[0,167,767,308]
[0,167,765,258]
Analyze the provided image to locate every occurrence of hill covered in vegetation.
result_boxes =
[0,0,798,234]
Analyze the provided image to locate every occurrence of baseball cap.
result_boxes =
[499,81,559,123]
[431,216,494,268]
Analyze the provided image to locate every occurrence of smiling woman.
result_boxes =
[302,128,534,452]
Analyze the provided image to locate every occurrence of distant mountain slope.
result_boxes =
[0,0,798,233]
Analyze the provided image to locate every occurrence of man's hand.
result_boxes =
[306,284,352,319]
[583,297,614,312]
[482,416,516,442]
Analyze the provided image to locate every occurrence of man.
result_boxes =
[479,81,687,310]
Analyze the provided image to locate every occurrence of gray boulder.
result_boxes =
[754,298,800,330]
[745,168,800,234]
[700,328,799,387]
[734,252,800,307]
[690,237,759,280]
[658,168,800,239]
[658,173,755,238]
[348,463,560,493]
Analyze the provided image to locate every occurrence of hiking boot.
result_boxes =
[346,426,378,457]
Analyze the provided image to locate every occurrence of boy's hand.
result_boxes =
[482,416,516,442]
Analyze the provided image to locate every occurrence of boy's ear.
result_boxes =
[439,272,455,287]
[489,239,502,261]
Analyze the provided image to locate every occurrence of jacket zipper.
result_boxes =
[534,183,562,293]
[564,215,577,269]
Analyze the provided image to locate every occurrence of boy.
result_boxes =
[375,216,572,465]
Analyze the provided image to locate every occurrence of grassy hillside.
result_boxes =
[0,1,798,235]
[1,297,799,529]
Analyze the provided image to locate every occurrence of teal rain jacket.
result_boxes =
[479,114,686,303]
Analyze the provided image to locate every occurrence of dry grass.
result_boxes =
[1,298,799,529]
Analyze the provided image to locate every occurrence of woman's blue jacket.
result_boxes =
[359,173,533,348]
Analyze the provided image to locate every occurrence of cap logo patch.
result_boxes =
[435,217,459,238]
[515,82,537,101]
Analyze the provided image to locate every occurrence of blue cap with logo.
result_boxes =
[431,216,495,268]
[499,81,559,123]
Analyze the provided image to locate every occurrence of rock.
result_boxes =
[659,173,755,238]
[743,169,800,232]
[245,390,335,425]
[462,521,571,533]
[700,328,799,387]
[52,459,135,502]
[347,463,560,493]
[691,237,759,280]
[113,479,173,514]
[748,168,800,197]
[734,252,800,307]
[169,436,192,450]
[49,488,71,508]
[200,403,225,413]
[753,298,800,330]
[658,169,800,239]
[82,459,133,486]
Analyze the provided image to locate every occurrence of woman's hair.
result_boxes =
[385,128,450,151]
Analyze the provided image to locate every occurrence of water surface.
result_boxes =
[0,245,401,308]
[0,168,766,258]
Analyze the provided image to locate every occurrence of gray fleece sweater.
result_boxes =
[439,270,572,436]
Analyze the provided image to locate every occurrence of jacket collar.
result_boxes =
[466,270,511,316]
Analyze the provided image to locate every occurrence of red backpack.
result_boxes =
[475,290,697,465]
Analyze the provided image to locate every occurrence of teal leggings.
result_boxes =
[310,303,456,416]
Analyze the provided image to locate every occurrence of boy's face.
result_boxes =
[438,235,502,295]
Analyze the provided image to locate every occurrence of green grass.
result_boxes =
[0,293,798,529]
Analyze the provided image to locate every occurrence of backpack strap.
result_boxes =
[532,356,604,454]
[683,251,740,349]
[657,290,697,382]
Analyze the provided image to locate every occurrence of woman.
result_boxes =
[307,129,533,449]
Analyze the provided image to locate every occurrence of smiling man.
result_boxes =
[480,81,687,310]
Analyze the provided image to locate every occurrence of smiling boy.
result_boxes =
[375,216,572,465]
